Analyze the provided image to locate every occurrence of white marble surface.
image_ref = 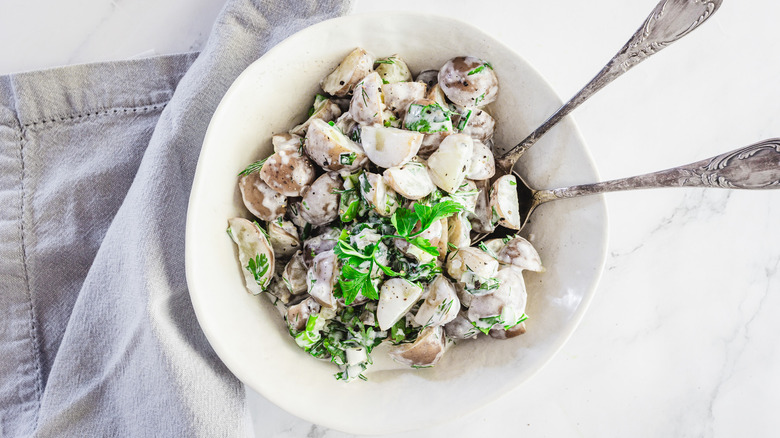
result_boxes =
[3,0,779,437]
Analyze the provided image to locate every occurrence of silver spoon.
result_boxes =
[495,0,723,171]
[485,139,780,239]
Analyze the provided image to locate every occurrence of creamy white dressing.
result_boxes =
[229,50,543,381]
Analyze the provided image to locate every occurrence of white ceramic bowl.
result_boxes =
[185,12,608,435]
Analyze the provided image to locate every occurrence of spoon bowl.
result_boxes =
[479,139,780,242]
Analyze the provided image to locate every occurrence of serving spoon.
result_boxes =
[479,0,724,241]
[496,0,723,171]
[483,139,780,239]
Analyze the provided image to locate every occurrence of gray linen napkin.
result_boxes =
[0,0,352,436]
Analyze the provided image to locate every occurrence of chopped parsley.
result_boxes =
[334,230,399,305]
[245,253,270,290]
[404,103,453,133]
[307,94,328,117]
[390,200,464,257]
[389,317,421,344]
[294,314,321,349]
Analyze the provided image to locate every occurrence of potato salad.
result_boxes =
[227,48,544,381]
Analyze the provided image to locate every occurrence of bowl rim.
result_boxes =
[185,10,609,435]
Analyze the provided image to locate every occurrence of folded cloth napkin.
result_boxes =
[0,0,352,436]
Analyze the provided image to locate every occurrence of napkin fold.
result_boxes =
[0,0,352,436]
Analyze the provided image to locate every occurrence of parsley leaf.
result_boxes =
[333,229,399,305]
[390,208,418,237]
[408,236,439,257]
[413,201,464,234]
[404,103,452,133]
[389,200,464,257]
[246,253,270,290]
[338,263,376,305]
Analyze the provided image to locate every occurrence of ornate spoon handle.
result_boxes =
[534,139,780,203]
[498,0,723,170]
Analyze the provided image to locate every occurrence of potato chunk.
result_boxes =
[382,159,436,200]
[360,125,423,169]
[258,145,317,197]
[350,72,385,126]
[438,56,498,107]
[489,174,521,230]
[290,95,342,136]
[388,326,446,368]
[304,118,366,172]
[358,172,399,217]
[307,250,339,308]
[466,140,495,181]
[374,54,413,83]
[238,172,286,221]
[382,82,427,121]
[414,275,460,327]
[426,133,473,193]
[267,219,301,260]
[300,172,342,226]
[321,48,374,97]
[498,236,544,272]
[226,218,275,295]
[377,278,423,331]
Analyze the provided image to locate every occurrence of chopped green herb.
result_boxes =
[389,317,421,344]
[478,241,499,259]
[253,220,269,238]
[334,229,399,305]
[339,152,357,166]
[350,127,361,143]
[307,94,328,117]
[470,312,527,335]
[389,200,464,257]
[237,157,268,177]
[246,253,270,290]
[490,206,500,226]
[466,62,492,75]
[456,109,472,131]
[301,223,312,240]
[404,103,452,133]
[294,315,321,349]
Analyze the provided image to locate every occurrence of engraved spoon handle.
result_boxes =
[534,139,780,204]
[498,0,723,170]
